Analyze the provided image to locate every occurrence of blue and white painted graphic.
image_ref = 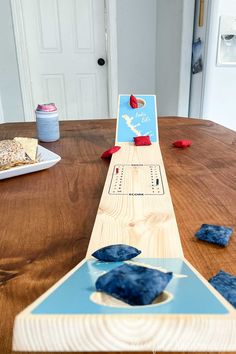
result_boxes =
[32,258,229,315]
[116,95,158,143]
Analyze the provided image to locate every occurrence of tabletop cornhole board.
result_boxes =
[13,95,236,352]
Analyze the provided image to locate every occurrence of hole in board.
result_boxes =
[90,290,173,308]
[129,98,146,108]
[137,98,146,108]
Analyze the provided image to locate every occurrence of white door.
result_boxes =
[15,0,108,120]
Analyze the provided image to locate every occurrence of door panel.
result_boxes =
[20,0,108,120]
[42,74,67,117]
[37,0,61,52]
[76,74,97,117]
[74,0,94,52]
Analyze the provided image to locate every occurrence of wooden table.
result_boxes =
[0,117,235,354]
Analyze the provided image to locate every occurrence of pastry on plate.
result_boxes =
[13,137,38,161]
[0,138,38,171]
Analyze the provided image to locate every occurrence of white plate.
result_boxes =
[0,145,61,180]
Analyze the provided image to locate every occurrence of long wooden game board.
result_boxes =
[13,95,236,352]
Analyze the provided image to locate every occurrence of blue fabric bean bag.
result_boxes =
[95,263,173,306]
[195,224,233,246]
[209,270,236,308]
[92,244,141,262]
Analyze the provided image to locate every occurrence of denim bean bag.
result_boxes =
[92,244,141,262]
[96,263,173,306]
[209,270,236,308]
[195,224,233,246]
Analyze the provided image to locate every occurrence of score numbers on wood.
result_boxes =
[109,164,164,195]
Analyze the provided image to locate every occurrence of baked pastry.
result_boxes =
[0,140,33,171]
[13,137,38,161]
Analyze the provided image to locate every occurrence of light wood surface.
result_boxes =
[12,256,236,351]
[0,117,236,353]
[199,0,204,27]
[87,143,183,258]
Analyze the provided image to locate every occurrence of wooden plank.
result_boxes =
[12,257,236,351]
[86,142,183,258]
[12,95,236,352]
[87,95,182,257]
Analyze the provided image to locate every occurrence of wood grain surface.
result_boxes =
[0,117,236,353]
[86,142,184,259]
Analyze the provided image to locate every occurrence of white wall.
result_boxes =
[1,0,194,122]
[156,0,195,117]
[116,0,157,94]
[200,0,236,131]
[0,0,24,122]
[116,0,194,117]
